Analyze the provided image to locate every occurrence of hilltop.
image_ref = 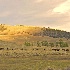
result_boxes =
[0,24,70,38]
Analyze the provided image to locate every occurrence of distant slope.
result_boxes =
[0,24,70,39]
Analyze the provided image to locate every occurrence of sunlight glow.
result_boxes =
[53,0,70,14]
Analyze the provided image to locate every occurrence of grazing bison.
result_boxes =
[0,48,4,50]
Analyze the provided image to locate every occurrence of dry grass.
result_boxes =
[0,56,70,70]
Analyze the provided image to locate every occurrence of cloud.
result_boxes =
[53,0,70,14]
[0,0,70,31]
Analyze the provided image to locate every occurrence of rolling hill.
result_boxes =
[0,24,70,49]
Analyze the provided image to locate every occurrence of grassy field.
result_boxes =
[0,56,70,70]
[0,25,70,70]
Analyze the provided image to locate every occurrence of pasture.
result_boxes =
[0,56,70,70]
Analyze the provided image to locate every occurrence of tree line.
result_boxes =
[24,39,69,47]
[33,27,70,39]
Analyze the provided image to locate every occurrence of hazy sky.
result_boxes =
[0,0,70,31]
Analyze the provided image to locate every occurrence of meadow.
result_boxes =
[0,25,70,70]
[0,56,70,70]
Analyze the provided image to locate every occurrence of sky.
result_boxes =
[0,0,70,31]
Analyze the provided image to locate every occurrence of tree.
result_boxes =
[59,39,63,47]
[56,42,59,47]
[0,24,7,31]
[49,43,54,47]
[59,39,69,47]
[41,41,48,47]
[24,42,31,46]
[62,42,69,47]
[37,41,41,47]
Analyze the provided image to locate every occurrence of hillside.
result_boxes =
[0,24,70,49]
[0,24,70,38]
